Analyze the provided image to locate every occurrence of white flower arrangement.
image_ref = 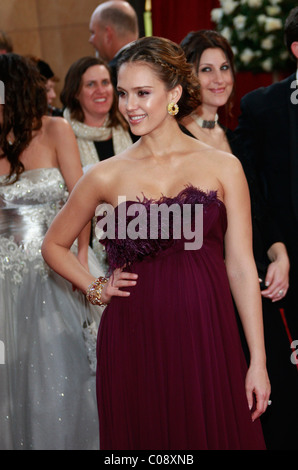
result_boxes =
[211,0,297,73]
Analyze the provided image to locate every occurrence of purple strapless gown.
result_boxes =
[96,186,266,450]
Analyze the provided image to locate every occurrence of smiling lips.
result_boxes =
[127,113,147,124]
[209,87,226,94]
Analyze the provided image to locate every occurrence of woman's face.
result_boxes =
[197,47,234,110]
[117,62,177,135]
[45,79,57,105]
[76,64,114,121]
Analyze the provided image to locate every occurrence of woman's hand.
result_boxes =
[261,243,290,302]
[245,364,271,422]
[101,268,138,304]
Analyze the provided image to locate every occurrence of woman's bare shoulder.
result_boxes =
[42,115,73,136]
[72,152,136,206]
[185,134,239,167]
[82,149,136,187]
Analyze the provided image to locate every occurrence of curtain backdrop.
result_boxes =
[151,0,276,128]
[151,0,220,44]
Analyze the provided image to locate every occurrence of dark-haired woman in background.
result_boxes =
[180,29,298,450]
[60,56,133,170]
[0,53,100,450]
[60,56,133,265]
[27,55,63,116]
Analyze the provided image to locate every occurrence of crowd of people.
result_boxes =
[0,0,298,451]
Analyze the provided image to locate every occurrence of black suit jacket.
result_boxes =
[109,44,133,89]
[235,74,298,275]
[235,73,298,221]
[109,54,119,89]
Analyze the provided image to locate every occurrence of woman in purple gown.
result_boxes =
[42,36,270,450]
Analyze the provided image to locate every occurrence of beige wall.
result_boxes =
[0,0,104,107]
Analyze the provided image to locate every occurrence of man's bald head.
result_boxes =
[89,1,139,61]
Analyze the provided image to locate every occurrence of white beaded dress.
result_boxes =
[0,168,104,450]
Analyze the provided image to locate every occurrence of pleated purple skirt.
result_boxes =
[96,187,266,450]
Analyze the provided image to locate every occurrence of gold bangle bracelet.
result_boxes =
[86,276,109,306]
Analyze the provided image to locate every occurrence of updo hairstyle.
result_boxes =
[117,36,201,119]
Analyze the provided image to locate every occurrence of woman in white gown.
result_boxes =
[0,53,103,450]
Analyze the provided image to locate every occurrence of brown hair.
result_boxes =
[27,55,60,82]
[60,56,128,129]
[0,53,48,183]
[284,6,298,61]
[117,36,201,119]
[180,30,236,120]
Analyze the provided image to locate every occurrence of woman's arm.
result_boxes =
[41,165,137,295]
[221,154,270,421]
[50,117,91,268]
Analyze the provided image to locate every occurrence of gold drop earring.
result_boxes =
[167,102,179,116]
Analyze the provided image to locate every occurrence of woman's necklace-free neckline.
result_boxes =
[191,112,218,129]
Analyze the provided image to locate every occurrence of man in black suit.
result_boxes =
[235,7,298,338]
[89,1,139,88]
